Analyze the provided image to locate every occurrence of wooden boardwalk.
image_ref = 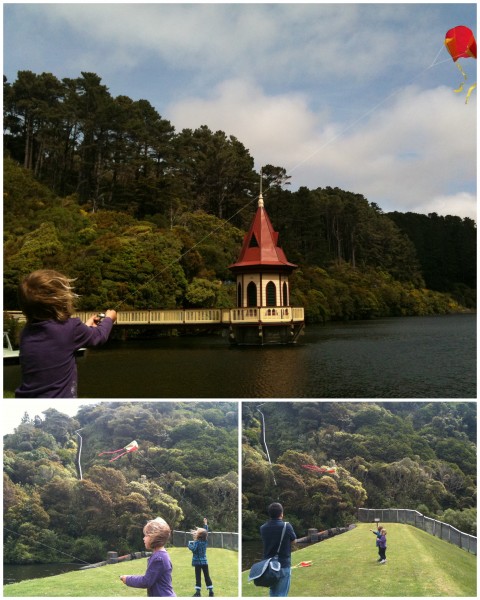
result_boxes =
[6,307,305,327]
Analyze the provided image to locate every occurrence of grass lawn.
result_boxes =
[242,523,476,596]
[3,547,238,597]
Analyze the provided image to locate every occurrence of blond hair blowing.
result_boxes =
[144,517,171,549]
[18,269,79,322]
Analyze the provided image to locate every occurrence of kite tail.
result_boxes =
[107,451,129,462]
[456,62,468,80]
[98,448,124,456]
[465,82,476,103]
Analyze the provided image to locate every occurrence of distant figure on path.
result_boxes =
[120,517,176,596]
[15,269,117,397]
[188,517,214,597]
[260,502,297,597]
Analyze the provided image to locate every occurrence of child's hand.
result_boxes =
[85,314,99,327]
[105,309,117,323]
[120,576,127,585]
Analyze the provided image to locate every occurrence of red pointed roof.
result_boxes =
[229,194,297,272]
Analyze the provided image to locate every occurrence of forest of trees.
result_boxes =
[242,402,476,540]
[3,70,477,327]
[3,402,238,564]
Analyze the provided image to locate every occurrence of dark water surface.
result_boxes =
[3,563,84,584]
[4,314,475,398]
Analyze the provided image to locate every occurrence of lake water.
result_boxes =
[3,314,476,398]
[3,563,85,584]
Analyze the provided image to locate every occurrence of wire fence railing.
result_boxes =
[172,530,238,551]
[358,508,476,555]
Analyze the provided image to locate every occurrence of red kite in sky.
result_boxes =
[444,26,477,103]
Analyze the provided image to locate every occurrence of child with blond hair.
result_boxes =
[120,517,176,596]
[15,269,116,397]
[188,517,214,597]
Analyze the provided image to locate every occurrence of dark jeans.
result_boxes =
[379,547,387,561]
[269,567,291,597]
[195,564,213,589]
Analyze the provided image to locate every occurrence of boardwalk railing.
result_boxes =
[172,530,238,551]
[358,508,476,555]
[6,307,304,327]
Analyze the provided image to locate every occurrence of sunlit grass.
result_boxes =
[242,523,476,596]
[4,547,238,597]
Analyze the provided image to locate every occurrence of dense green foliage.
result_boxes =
[3,402,238,564]
[242,402,476,539]
[3,70,476,321]
[242,523,477,597]
[388,211,476,306]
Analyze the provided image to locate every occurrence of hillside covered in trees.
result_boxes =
[3,70,476,324]
[242,402,476,539]
[3,402,238,564]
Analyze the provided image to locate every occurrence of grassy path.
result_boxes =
[3,548,238,597]
[242,523,476,596]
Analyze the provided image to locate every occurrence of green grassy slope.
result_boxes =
[242,523,476,597]
[3,547,238,597]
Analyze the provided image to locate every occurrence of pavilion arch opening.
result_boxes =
[247,282,257,307]
[266,281,276,307]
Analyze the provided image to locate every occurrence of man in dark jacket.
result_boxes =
[260,502,297,596]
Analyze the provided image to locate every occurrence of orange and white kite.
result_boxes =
[98,440,139,462]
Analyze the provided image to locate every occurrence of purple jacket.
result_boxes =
[378,534,387,549]
[16,317,114,398]
[126,550,176,597]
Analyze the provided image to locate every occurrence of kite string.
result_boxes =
[97,45,459,313]
[3,526,92,566]
[136,450,207,524]
[429,43,448,69]
[285,47,457,179]
[110,194,258,312]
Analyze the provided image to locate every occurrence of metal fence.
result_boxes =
[172,530,238,552]
[358,508,476,555]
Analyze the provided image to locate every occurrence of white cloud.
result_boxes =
[418,192,477,220]
[28,3,441,85]
[4,3,476,219]
[168,79,476,219]
[167,78,320,166]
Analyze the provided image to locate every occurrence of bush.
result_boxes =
[441,508,477,536]
[72,536,107,562]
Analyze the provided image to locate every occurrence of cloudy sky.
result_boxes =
[3,1,477,219]
[1,399,97,434]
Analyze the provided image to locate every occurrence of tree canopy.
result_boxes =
[3,402,238,564]
[3,70,476,323]
[242,402,476,539]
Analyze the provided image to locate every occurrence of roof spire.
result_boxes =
[259,168,264,208]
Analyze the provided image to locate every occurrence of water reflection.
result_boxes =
[3,314,475,398]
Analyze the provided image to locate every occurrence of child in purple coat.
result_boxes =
[15,269,117,397]
[120,517,176,597]
[377,528,387,564]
